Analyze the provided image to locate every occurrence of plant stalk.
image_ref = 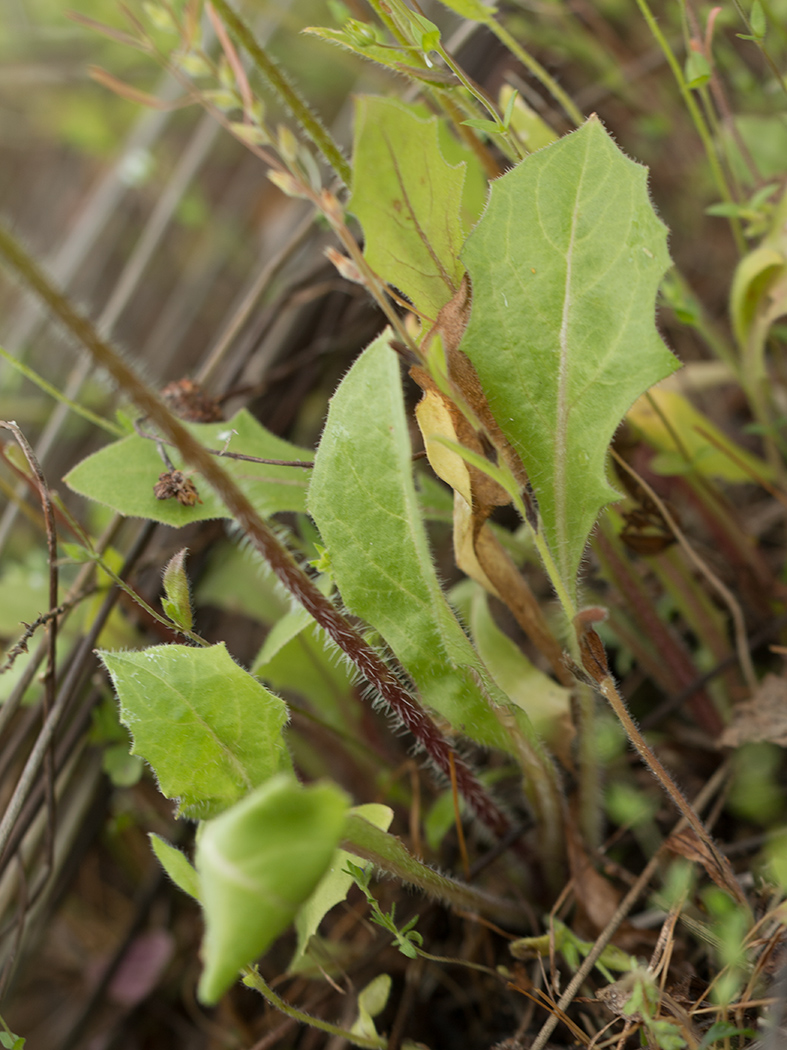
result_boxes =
[242,969,385,1049]
[343,813,528,925]
[0,222,515,848]
[208,0,351,187]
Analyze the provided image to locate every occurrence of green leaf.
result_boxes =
[161,548,193,631]
[98,643,292,819]
[352,974,392,1040]
[460,116,679,598]
[349,97,468,319]
[434,0,496,21]
[408,11,441,53]
[290,803,393,971]
[64,409,311,527]
[150,833,201,901]
[308,332,533,752]
[684,50,711,89]
[304,25,426,80]
[196,775,349,1003]
[750,0,766,38]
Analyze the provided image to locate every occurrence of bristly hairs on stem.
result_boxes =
[0,221,514,847]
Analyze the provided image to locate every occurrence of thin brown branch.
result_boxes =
[0,422,58,880]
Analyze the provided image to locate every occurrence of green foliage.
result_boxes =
[291,803,393,971]
[349,97,469,319]
[65,409,311,525]
[9,0,787,1038]
[161,548,193,631]
[307,331,544,755]
[196,775,349,1003]
[98,643,292,818]
[510,917,636,982]
[345,861,424,959]
[149,833,201,901]
[0,1014,25,1050]
[460,117,680,599]
[351,974,393,1043]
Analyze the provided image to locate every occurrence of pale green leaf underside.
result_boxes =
[64,409,311,526]
[290,803,393,972]
[197,776,349,1004]
[349,96,467,320]
[461,116,679,594]
[98,643,291,819]
[308,331,537,753]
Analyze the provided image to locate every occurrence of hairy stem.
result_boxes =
[242,969,385,1049]
[0,222,514,845]
[208,0,351,187]
[343,813,527,925]
[598,672,747,910]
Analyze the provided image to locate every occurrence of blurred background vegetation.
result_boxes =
[1,0,787,1046]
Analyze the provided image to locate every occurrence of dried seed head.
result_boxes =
[153,470,202,506]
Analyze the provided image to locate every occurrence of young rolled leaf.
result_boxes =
[460,116,680,602]
[98,643,292,818]
[349,96,468,320]
[65,409,311,526]
[161,548,193,631]
[196,775,349,1004]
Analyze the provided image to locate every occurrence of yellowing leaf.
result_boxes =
[627,386,773,482]
[349,97,468,319]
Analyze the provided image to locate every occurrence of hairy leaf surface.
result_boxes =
[349,96,467,320]
[460,116,679,596]
[308,332,540,753]
[98,643,291,818]
[65,409,311,526]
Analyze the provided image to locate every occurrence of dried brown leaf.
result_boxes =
[718,674,787,748]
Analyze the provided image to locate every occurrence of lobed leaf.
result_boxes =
[460,116,680,599]
[98,643,292,818]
